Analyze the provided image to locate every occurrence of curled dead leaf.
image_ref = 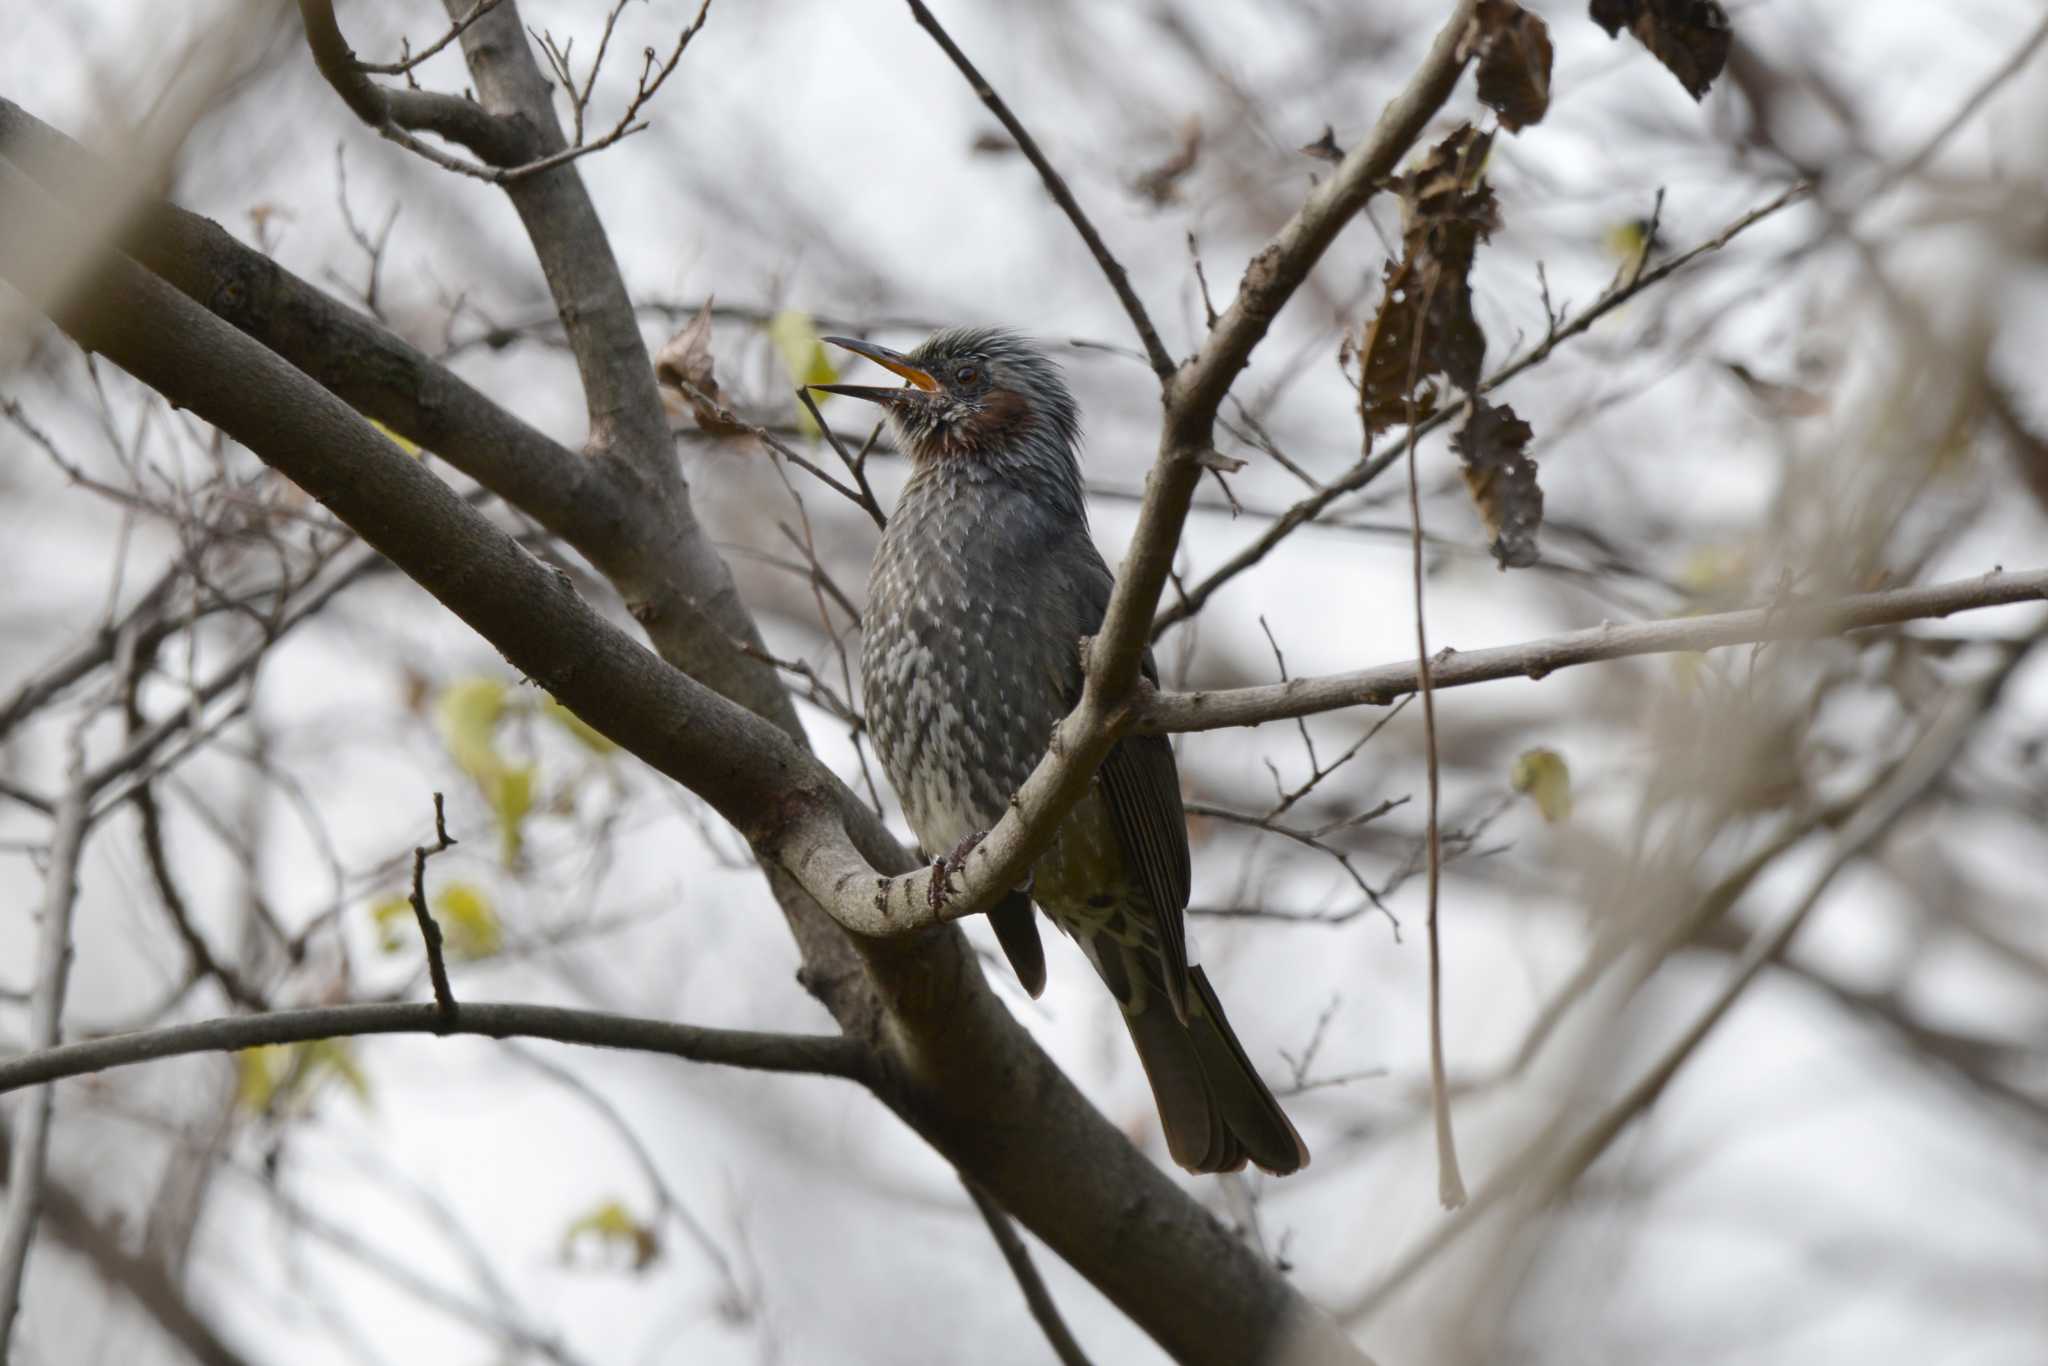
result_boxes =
[1466,0,1553,133]
[1589,0,1732,102]
[655,298,748,436]
[1452,398,1543,569]
[1356,126,1497,434]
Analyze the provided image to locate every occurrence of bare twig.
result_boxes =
[299,0,710,186]
[0,737,92,1354]
[353,0,504,76]
[408,792,461,1027]
[902,0,1175,381]
[793,386,888,529]
[962,1178,1095,1366]
[499,0,713,185]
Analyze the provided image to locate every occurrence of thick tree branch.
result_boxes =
[1139,567,2048,733]
[0,1003,874,1095]
[0,156,1366,1366]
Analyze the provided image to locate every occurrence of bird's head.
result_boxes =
[813,327,1081,470]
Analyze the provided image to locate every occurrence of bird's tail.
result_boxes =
[1099,947,1310,1176]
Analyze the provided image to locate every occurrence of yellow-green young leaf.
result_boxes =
[369,894,414,954]
[491,765,535,864]
[433,881,503,960]
[1511,747,1572,823]
[302,1039,372,1106]
[543,697,617,755]
[436,677,510,783]
[435,678,537,866]
[768,310,837,436]
[235,1040,372,1114]
[561,1199,662,1272]
[1603,217,1654,275]
[367,417,423,458]
[236,1044,290,1112]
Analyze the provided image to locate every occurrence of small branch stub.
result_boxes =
[410,791,461,1029]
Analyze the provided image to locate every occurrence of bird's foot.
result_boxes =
[927,830,989,915]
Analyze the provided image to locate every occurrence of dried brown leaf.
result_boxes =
[1467,0,1553,132]
[1589,0,1732,101]
[1355,126,1497,434]
[1452,398,1543,568]
[654,298,747,435]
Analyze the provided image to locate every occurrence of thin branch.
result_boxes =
[794,386,887,529]
[1151,180,1811,640]
[1346,655,2015,1321]
[408,792,461,1026]
[1141,567,2048,734]
[0,1002,876,1097]
[0,736,92,1354]
[354,0,503,77]
[299,0,709,186]
[902,0,1175,382]
[961,1179,1095,1366]
[1403,358,1463,1209]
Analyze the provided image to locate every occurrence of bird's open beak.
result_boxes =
[811,336,939,406]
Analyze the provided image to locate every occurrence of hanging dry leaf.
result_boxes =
[1451,398,1543,568]
[655,298,747,435]
[1589,0,1732,102]
[1356,126,1497,434]
[1465,0,1553,133]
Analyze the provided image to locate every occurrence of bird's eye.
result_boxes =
[953,364,980,386]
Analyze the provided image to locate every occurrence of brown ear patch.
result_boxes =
[941,386,1032,458]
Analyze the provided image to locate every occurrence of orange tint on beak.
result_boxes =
[819,336,939,391]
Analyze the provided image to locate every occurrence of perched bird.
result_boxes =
[814,328,1309,1175]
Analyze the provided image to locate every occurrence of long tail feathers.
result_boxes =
[1104,951,1310,1176]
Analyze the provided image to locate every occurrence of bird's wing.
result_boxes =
[1065,548,1195,1022]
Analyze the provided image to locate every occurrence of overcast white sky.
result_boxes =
[6,1,2048,1363]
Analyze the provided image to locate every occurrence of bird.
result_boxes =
[813,327,1309,1175]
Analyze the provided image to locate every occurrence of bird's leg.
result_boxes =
[927,830,989,915]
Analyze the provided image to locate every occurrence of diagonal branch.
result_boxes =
[903,0,1175,382]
